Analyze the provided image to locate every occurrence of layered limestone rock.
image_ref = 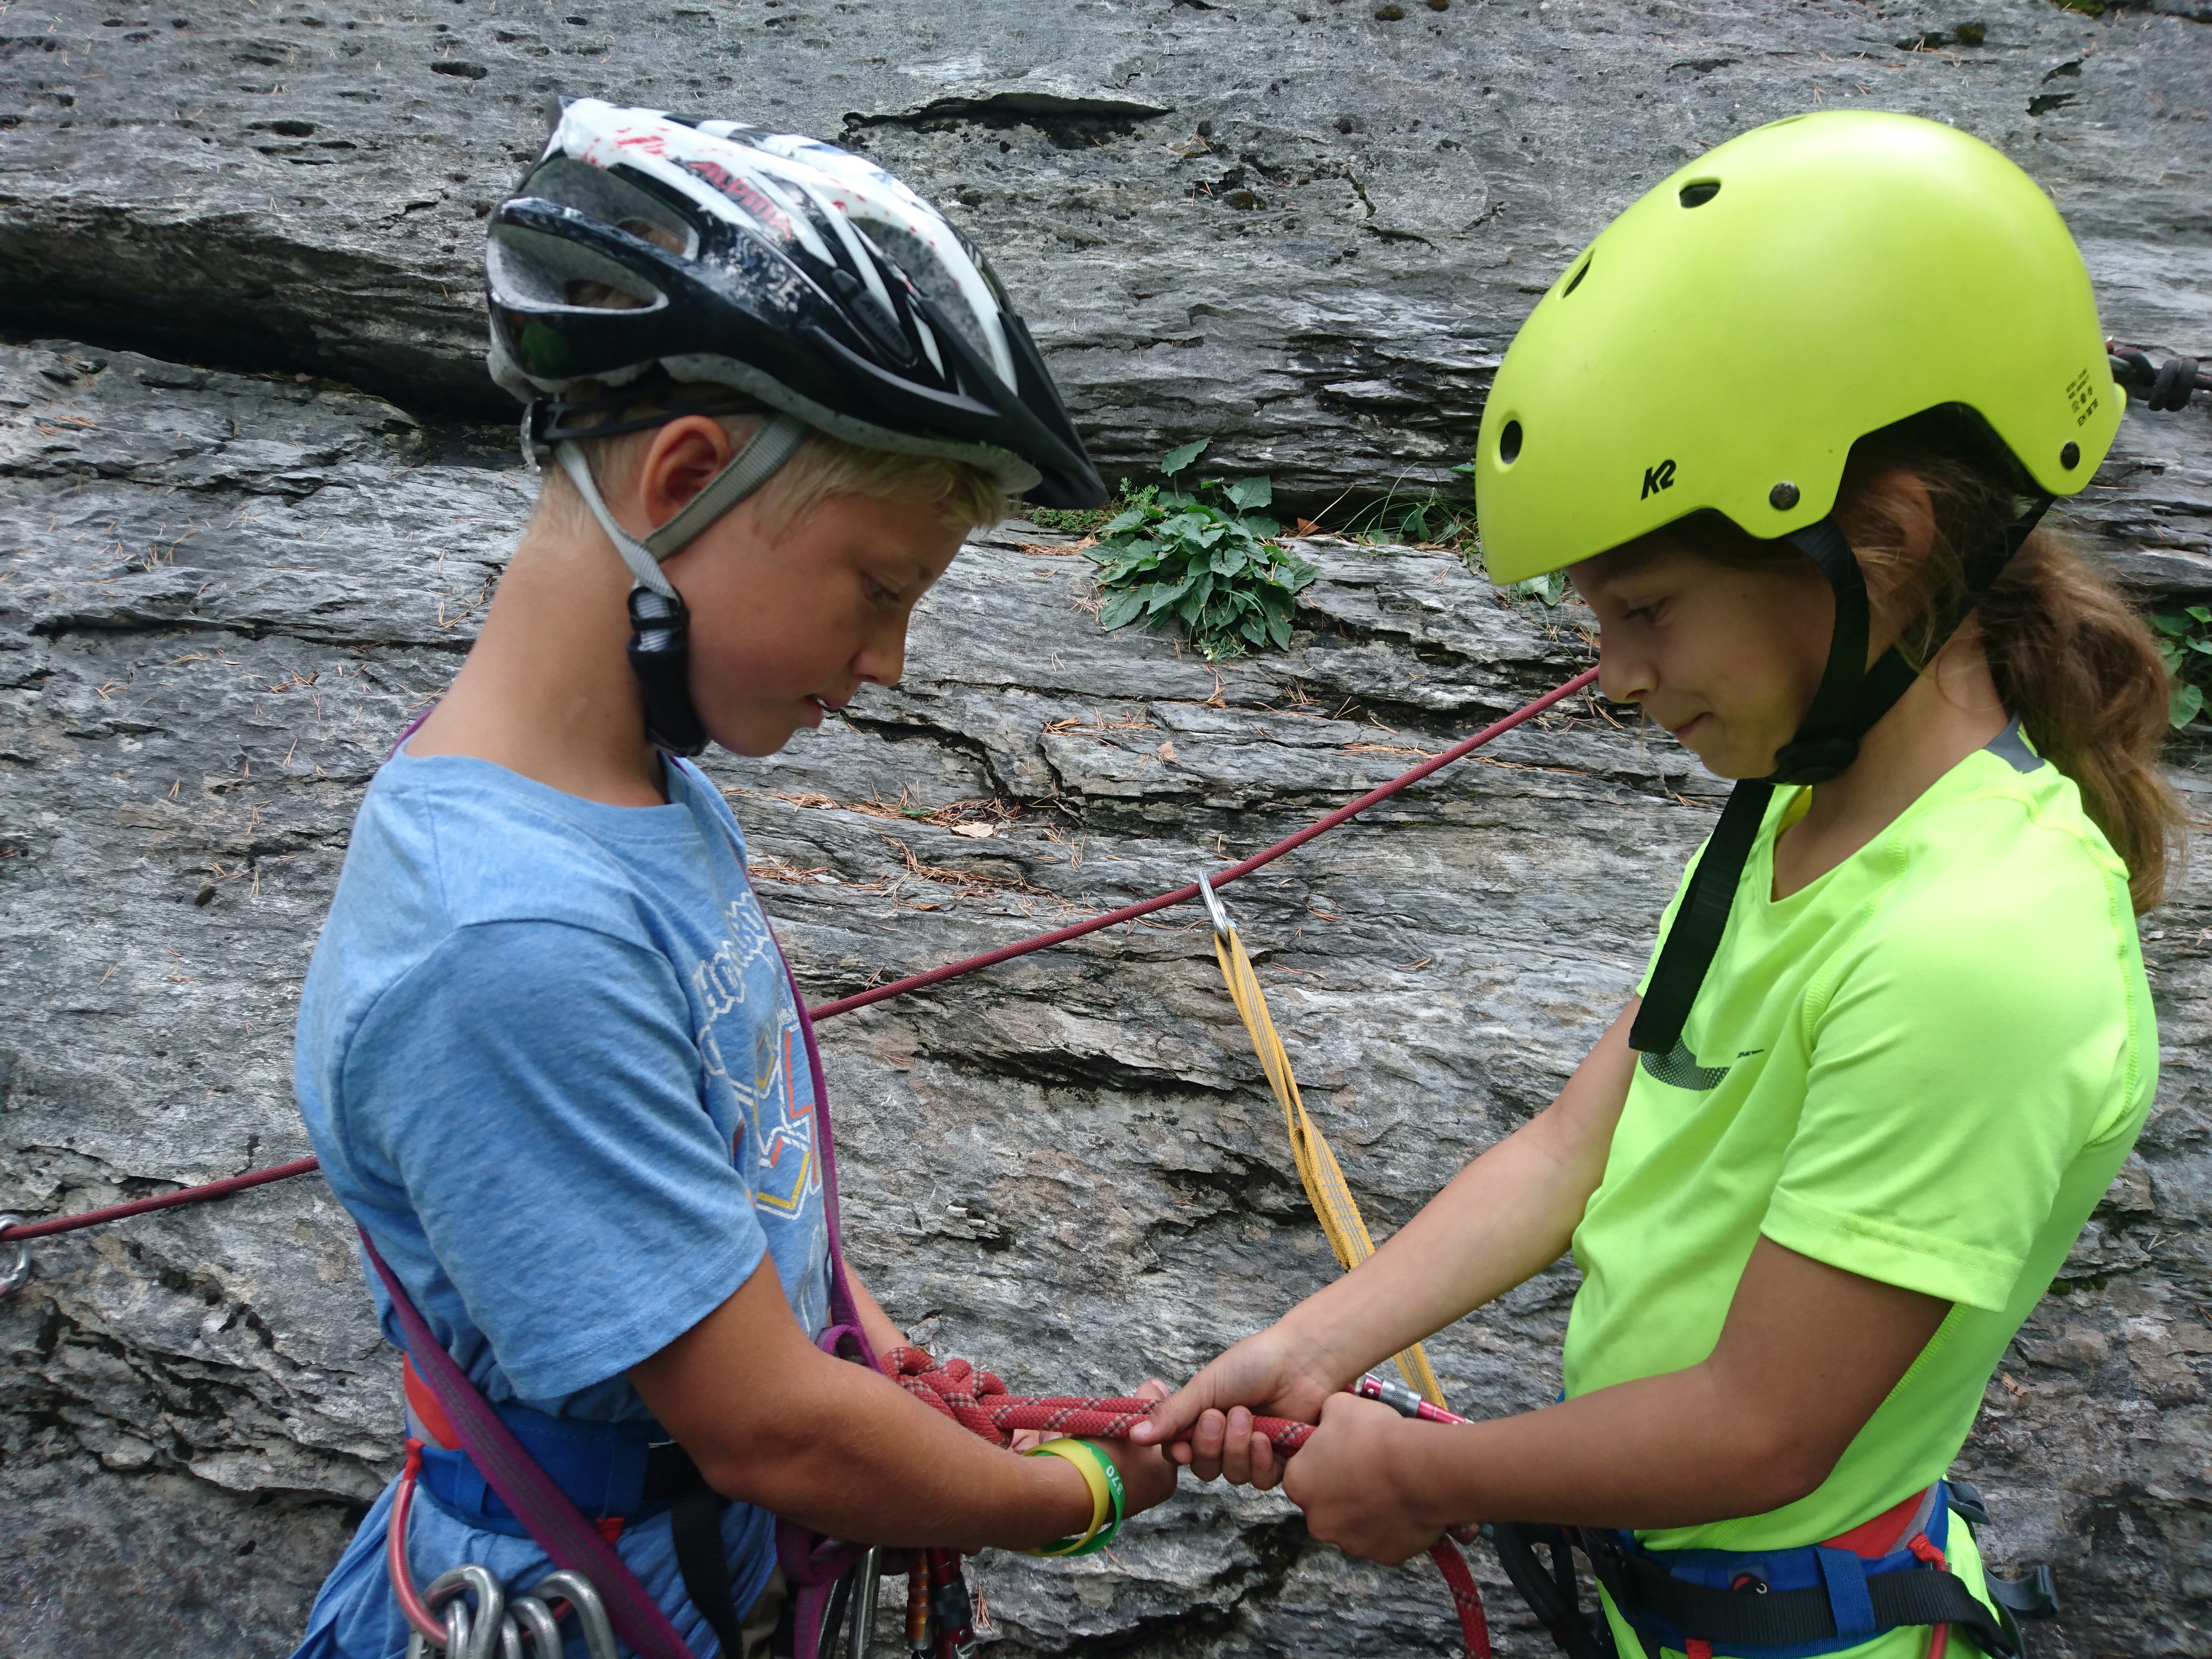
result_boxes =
[2,0,2211,1652]
[2,338,2208,1658]
[2,0,2209,505]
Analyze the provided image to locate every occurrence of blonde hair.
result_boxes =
[534,381,1006,543]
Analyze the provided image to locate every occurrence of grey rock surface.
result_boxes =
[2,337,2209,1659]
[0,0,2207,506]
[4,0,2212,1651]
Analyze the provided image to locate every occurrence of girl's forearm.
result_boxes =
[1380,1237,1953,1532]
[1387,1369,1809,1532]
[1278,1009,1635,1387]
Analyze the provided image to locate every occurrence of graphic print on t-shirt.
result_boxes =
[691,888,821,1222]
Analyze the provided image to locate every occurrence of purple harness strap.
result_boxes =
[773,954,882,1659]
[360,1226,696,1659]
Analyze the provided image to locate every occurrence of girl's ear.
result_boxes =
[1857,467,1938,574]
[1848,467,1941,630]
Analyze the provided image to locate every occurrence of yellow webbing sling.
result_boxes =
[1201,876,1447,1408]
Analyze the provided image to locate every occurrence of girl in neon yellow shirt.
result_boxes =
[1135,111,2181,1659]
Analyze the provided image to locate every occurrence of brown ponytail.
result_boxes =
[1834,408,2183,914]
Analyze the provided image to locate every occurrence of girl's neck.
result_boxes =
[1770,635,2008,901]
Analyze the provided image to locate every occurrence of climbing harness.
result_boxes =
[1487,1475,2060,1659]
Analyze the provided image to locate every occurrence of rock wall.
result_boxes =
[1,2,2210,1656]
[2,0,2209,504]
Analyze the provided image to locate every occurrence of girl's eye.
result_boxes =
[1621,599,1661,624]
[867,580,900,607]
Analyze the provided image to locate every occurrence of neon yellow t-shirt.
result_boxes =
[1563,725,2154,1657]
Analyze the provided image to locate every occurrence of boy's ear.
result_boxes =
[637,416,740,525]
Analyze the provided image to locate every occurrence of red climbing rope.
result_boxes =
[809,664,1602,1020]
[0,664,1598,1258]
[882,1347,1494,1658]
[0,1156,321,1242]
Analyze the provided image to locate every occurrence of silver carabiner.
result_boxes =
[424,1566,506,1659]
[531,1570,620,1659]
[1197,871,1236,941]
[506,1594,564,1659]
[406,1594,469,1659]
[846,1546,882,1659]
[0,1218,28,1300]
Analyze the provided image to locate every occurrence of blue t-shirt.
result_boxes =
[289,745,831,1659]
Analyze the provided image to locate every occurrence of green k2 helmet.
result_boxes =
[1478,111,2126,1065]
[1475,109,2119,588]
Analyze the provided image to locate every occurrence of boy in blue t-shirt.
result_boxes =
[291,100,1176,1658]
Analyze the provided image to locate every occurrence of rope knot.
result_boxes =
[879,1346,1013,1445]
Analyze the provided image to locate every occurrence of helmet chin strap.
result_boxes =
[551,415,809,757]
[1628,494,2055,1062]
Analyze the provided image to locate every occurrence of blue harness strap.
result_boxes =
[1578,1482,2019,1659]
[1487,1481,2037,1659]
[411,1398,698,1538]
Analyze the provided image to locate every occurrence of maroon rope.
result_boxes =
[882,1347,1493,1658]
[809,665,1600,1019]
[0,665,1600,1247]
[2,1156,322,1241]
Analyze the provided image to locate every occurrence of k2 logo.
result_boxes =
[1641,458,1677,500]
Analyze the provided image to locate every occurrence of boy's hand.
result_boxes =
[1130,1326,1336,1489]
[1076,1378,1179,1520]
[1281,1392,1444,1566]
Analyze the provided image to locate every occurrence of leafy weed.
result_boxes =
[1088,440,1318,660]
[2151,604,2212,728]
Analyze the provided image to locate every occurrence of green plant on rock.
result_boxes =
[1335,459,1479,551]
[1088,440,1318,660]
[2151,604,2212,728]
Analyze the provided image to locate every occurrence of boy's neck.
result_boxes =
[406,516,671,807]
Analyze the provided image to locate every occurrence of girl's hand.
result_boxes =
[1281,1392,1445,1566]
[1129,1326,1336,1489]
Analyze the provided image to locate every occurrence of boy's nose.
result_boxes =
[854,618,907,690]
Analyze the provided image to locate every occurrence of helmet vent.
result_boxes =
[1498,419,1524,464]
[1562,256,1591,298]
[1678,179,1722,208]
[526,156,700,257]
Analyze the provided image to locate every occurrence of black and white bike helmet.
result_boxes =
[484,97,1108,753]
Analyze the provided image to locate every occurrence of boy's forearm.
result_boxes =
[840,1264,909,1359]
[635,1259,1094,1552]
[700,1348,1095,1551]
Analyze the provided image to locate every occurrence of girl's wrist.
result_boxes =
[1383,1414,1469,1532]
[1272,1304,1366,1397]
